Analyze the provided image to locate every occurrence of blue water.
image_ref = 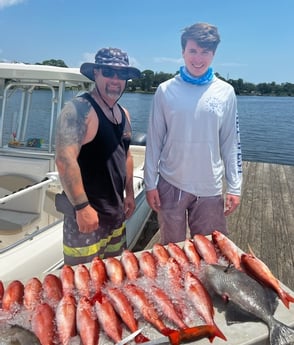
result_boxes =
[2,91,294,166]
[236,96,294,166]
[121,93,294,166]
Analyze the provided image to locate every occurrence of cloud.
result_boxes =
[0,0,26,10]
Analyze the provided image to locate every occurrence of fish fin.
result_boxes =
[135,333,150,343]
[247,244,256,257]
[269,319,294,345]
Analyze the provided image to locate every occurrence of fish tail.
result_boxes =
[278,289,294,309]
[168,325,227,345]
[283,290,294,308]
[279,292,290,309]
[212,323,227,342]
[269,319,294,345]
[161,327,177,337]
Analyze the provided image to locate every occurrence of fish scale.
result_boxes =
[205,264,294,345]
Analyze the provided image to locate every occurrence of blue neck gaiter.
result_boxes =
[180,66,214,85]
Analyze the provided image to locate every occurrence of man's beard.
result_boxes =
[105,84,122,101]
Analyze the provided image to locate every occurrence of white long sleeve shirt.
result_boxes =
[144,75,242,196]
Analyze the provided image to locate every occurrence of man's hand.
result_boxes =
[146,189,161,212]
[224,193,240,216]
[124,195,136,219]
[76,205,99,233]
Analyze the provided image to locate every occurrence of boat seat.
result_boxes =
[0,209,39,231]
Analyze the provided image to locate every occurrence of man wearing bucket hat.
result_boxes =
[55,47,141,265]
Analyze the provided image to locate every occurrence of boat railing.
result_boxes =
[0,81,57,153]
[0,218,63,255]
[0,171,59,205]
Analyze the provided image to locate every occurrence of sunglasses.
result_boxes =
[100,67,129,80]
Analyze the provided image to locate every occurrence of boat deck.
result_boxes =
[144,161,294,290]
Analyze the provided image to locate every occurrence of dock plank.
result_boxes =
[144,161,294,290]
[228,162,294,289]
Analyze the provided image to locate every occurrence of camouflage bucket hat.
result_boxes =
[80,47,141,81]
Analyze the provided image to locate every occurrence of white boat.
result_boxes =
[0,63,151,282]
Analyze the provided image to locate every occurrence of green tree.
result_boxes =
[36,59,68,67]
[140,70,155,92]
[256,83,272,95]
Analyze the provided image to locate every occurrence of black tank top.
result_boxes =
[77,93,131,228]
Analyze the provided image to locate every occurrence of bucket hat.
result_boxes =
[80,47,141,81]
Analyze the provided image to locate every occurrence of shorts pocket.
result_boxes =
[55,192,75,217]
[157,176,181,209]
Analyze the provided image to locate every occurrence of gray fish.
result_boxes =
[0,324,40,345]
[204,264,294,345]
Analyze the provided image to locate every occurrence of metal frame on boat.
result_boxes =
[0,63,151,282]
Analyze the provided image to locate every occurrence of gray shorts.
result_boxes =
[63,215,127,265]
[157,176,227,244]
[56,192,127,265]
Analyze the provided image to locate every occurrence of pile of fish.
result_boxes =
[0,230,294,345]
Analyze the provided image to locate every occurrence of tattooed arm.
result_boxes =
[55,97,99,233]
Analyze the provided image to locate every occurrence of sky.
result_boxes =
[0,0,293,84]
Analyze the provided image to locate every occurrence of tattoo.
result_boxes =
[55,97,91,148]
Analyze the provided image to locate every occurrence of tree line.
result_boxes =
[128,70,294,97]
[37,59,294,97]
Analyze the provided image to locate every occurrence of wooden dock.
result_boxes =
[143,161,294,290]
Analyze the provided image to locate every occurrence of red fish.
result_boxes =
[77,296,99,345]
[42,274,63,308]
[60,265,75,295]
[89,256,107,293]
[138,251,158,280]
[241,250,294,308]
[148,284,187,330]
[165,257,183,294]
[152,243,170,266]
[168,325,227,345]
[162,257,187,317]
[183,239,201,269]
[212,230,242,270]
[23,277,42,311]
[120,249,140,280]
[95,293,122,343]
[124,283,174,336]
[193,234,218,264]
[184,271,226,341]
[74,264,91,298]
[104,257,125,285]
[106,287,149,342]
[2,280,24,311]
[167,242,190,269]
[31,302,56,345]
[56,293,77,345]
